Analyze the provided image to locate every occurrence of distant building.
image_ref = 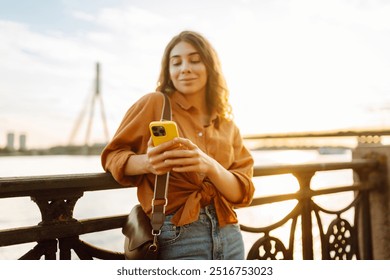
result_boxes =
[19,134,27,151]
[6,133,15,151]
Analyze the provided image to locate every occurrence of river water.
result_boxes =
[0,150,353,259]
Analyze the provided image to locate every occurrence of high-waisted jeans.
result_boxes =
[157,205,245,260]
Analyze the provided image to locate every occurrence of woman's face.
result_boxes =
[169,41,207,97]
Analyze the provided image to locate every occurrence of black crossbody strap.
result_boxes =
[150,93,171,235]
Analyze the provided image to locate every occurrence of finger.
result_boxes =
[148,139,180,156]
[146,137,154,153]
[148,158,172,174]
[161,149,197,160]
[153,166,172,175]
[148,149,189,169]
[173,137,197,149]
[147,137,153,146]
[172,165,198,173]
[164,157,199,167]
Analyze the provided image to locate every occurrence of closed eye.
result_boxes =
[170,57,182,66]
[189,53,201,63]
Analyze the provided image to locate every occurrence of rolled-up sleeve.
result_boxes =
[229,126,255,207]
[101,93,164,186]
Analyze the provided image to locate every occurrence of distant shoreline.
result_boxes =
[0,144,106,157]
[0,144,349,157]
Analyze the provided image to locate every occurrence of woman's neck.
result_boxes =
[180,90,210,126]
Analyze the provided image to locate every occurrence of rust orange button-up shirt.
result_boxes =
[101,92,254,227]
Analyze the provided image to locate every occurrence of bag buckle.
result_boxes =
[148,234,159,253]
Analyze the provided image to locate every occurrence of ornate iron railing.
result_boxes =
[242,158,382,259]
[0,158,382,260]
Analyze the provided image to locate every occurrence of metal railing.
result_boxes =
[242,158,382,259]
[0,157,382,260]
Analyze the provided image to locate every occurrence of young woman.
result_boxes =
[101,30,255,260]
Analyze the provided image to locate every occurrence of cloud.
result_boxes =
[0,3,173,148]
[1,0,390,148]
[0,20,111,147]
[71,10,95,22]
[95,6,167,30]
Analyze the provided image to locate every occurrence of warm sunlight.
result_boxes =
[1,0,390,148]
[1,0,389,269]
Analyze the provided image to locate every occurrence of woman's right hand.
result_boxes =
[146,138,182,175]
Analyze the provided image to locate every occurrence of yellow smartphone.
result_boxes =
[149,121,179,146]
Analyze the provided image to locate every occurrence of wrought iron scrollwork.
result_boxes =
[247,235,290,260]
[242,205,299,260]
[325,217,357,260]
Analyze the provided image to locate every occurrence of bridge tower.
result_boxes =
[68,62,110,147]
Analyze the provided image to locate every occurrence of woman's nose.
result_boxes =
[180,61,191,73]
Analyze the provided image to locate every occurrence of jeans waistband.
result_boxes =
[199,204,215,214]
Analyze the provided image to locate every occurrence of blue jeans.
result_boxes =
[157,205,245,260]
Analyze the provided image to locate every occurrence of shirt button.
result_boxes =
[198,132,203,137]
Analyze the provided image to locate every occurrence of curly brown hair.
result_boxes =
[156,30,232,120]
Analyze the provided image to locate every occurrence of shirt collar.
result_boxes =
[172,91,193,111]
[172,91,220,127]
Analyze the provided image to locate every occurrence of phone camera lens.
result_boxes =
[152,126,166,136]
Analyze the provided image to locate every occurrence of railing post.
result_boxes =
[29,192,83,260]
[31,193,83,225]
[360,188,373,259]
[294,171,315,260]
[353,144,389,259]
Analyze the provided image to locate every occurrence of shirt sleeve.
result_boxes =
[101,93,164,186]
[228,124,255,207]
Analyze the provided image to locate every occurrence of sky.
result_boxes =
[1,0,390,149]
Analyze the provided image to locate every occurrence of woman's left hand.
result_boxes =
[162,137,215,175]
[165,137,244,203]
